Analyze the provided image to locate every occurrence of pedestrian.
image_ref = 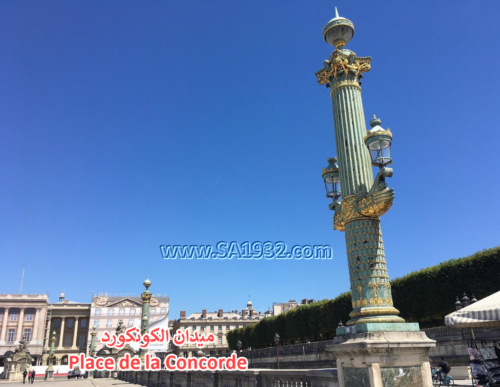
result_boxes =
[31,369,36,383]
[438,356,451,381]
[23,369,27,384]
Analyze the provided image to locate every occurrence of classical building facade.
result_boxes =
[172,300,263,357]
[0,294,49,365]
[88,293,169,354]
[41,292,91,366]
[271,298,316,316]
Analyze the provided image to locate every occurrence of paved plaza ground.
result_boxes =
[0,377,475,386]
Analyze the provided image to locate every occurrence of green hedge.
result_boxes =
[227,246,500,349]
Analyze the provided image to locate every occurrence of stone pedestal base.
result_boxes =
[328,331,436,387]
[45,370,54,381]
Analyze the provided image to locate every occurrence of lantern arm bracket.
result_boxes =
[369,167,393,194]
[329,199,340,211]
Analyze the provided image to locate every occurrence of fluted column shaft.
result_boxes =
[16,308,25,341]
[331,85,373,196]
[58,317,65,349]
[0,308,9,344]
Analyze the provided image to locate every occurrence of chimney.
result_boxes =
[180,311,186,318]
[64,300,68,305]
[249,309,254,317]
[241,309,246,317]
[202,309,207,319]
[218,309,223,318]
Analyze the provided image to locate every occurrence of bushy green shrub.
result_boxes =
[227,246,500,349]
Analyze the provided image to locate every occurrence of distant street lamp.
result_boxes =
[274,333,280,369]
[455,292,478,311]
[88,327,97,379]
[236,339,242,353]
[24,350,30,384]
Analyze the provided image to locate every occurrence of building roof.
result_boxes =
[183,311,262,321]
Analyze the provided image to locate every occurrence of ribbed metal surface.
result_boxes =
[331,86,373,197]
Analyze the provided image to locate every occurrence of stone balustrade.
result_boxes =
[118,368,338,387]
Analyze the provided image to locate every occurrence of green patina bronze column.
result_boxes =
[139,278,152,362]
[45,331,56,380]
[87,327,97,379]
[318,9,404,327]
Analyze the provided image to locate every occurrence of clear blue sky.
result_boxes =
[1,1,499,320]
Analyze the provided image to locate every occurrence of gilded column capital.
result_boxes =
[316,49,371,94]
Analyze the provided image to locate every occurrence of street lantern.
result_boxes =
[236,339,242,352]
[364,115,392,168]
[455,297,462,311]
[323,8,355,49]
[274,332,280,344]
[322,157,341,201]
[274,332,280,369]
[461,292,470,308]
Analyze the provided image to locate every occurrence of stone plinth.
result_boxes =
[45,370,54,381]
[328,331,435,387]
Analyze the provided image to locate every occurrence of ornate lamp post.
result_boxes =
[87,326,97,379]
[236,339,242,353]
[317,8,403,328]
[23,350,30,384]
[316,9,435,387]
[139,278,152,363]
[274,332,280,369]
[46,331,56,380]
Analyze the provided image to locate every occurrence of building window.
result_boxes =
[218,337,222,346]
[26,313,33,321]
[7,329,15,343]
[201,326,205,332]
[64,335,72,347]
[77,336,85,349]
[236,325,239,329]
[183,352,188,358]
[67,319,74,328]
[127,319,134,327]
[210,325,214,331]
[10,313,17,321]
[0,313,2,321]
[192,326,196,331]
[95,309,101,316]
[130,308,136,316]
[93,320,99,327]
[119,309,124,316]
[54,320,60,328]
[160,308,166,314]
[150,309,156,315]
[226,325,230,330]
[242,324,246,327]
[108,309,114,316]
[218,325,222,331]
[106,320,112,328]
[80,319,86,328]
[24,329,31,342]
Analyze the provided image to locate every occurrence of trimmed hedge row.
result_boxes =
[227,246,500,350]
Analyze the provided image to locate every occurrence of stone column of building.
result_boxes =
[58,317,66,349]
[0,308,9,344]
[32,308,40,345]
[316,12,403,327]
[72,317,79,349]
[45,318,52,350]
[16,308,25,341]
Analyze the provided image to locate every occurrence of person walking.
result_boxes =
[30,369,36,383]
[22,369,28,384]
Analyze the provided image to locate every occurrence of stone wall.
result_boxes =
[237,327,500,369]
[118,369,339,387]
